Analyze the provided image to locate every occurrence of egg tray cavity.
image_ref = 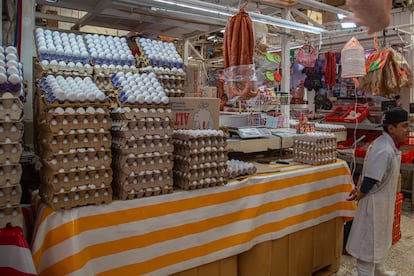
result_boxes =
[0,164,22,187]
[0,96,23,121]
[0,142,22,164]
[40,183,112,210]
[113,180,173,200]
[0,205,22,228]
[0,184,22,206]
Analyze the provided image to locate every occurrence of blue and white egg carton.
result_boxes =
[137,37,184,68]
[0,46,23,94]
[111,72,169,105]
[84,34,135,66]
[35,28,90,64]
[39,75,108,104]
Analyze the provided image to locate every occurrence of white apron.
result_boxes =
[346,133,400,263]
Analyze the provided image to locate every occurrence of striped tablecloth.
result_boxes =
[31,160,356,276]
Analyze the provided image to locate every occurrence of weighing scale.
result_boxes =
[228,126,273,139]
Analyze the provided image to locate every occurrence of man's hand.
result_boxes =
[346,186,365,201]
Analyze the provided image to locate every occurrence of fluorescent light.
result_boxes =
[337,14,357,29]
[150,0,325,34]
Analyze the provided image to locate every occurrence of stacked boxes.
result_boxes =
[0,92,24,227]
[173,130,228,190]
[37,104,113,209]
[293,132,337,165]
[110,106,174,199]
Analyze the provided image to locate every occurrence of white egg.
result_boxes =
[144,95,153,104]
[161,96,169,104]
[152,96,161,104]
[7,67,19,75]
[8,74,20,85]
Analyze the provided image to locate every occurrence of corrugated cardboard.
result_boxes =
[170,97,220,130]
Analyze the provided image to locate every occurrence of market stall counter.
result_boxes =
[31,160,356,276]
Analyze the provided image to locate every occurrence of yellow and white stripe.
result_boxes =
[31,160,356,276]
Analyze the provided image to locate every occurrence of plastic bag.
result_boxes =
[295,45,317,68]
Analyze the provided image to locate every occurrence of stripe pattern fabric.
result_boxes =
[31,160,356,276]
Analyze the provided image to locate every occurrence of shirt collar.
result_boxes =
[383,132,399,153]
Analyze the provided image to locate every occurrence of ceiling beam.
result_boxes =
[291,8,325,29]
[71,0,112,30]
[295,0,351,15]
[35,11,80,24]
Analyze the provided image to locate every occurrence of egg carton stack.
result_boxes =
[293,132,337,166]
[110,105,174,199]
[315,123,347,142]
[173,130,228,190]
[0,91,24,228]
[112,71,169,105]
[227,159,257,179]
[140,66,186,97]
[35,28,92,76]
[0,46,24,95]
[135,37,184,69]
[36,78,113,210]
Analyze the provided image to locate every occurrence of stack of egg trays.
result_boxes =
[110,105,174,199]
[172,130,228,190]
[0,92,24,228]
[37,103,113,210]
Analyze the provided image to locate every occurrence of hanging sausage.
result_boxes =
[223,4,257,100]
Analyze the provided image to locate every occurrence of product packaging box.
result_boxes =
[170,97,219,130]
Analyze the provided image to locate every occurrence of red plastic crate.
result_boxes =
[392,192,403,245]
[325,106,349,122]
[343,106,370,123]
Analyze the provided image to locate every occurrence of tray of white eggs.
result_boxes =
[38,75,111,107]
[226,159,257,179]
[35,28,90,63]
[136,37,184,68]
[0,121,23,143]
[0,46,23,93]
[85,34,135,66]
[112,71,170,105]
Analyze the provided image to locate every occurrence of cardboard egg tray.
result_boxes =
[113,152,173,171]
[40,166,113,192]
[113,169,172,186]
[0,164,22,187]
[111,134,171,148]
[0,205,23,228]
[40,131,112,152]
[113,117,173,131]
[0,184,22,206]
[112,139,173,155]
[173,136,227,147]
[174,161,227,173]
[174,153,228,167]
[0,121,23,143]
[0,95,23,121]
[43,149,112,171]
[43,113,111,133]
[174,167,228,181]
[40,182,112,210]
[173,173,227,190]
[113,179,173,200]
[110,106,172,121]
[111,126,173,138]
[0,142,22,164]
[173,145,227,157]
